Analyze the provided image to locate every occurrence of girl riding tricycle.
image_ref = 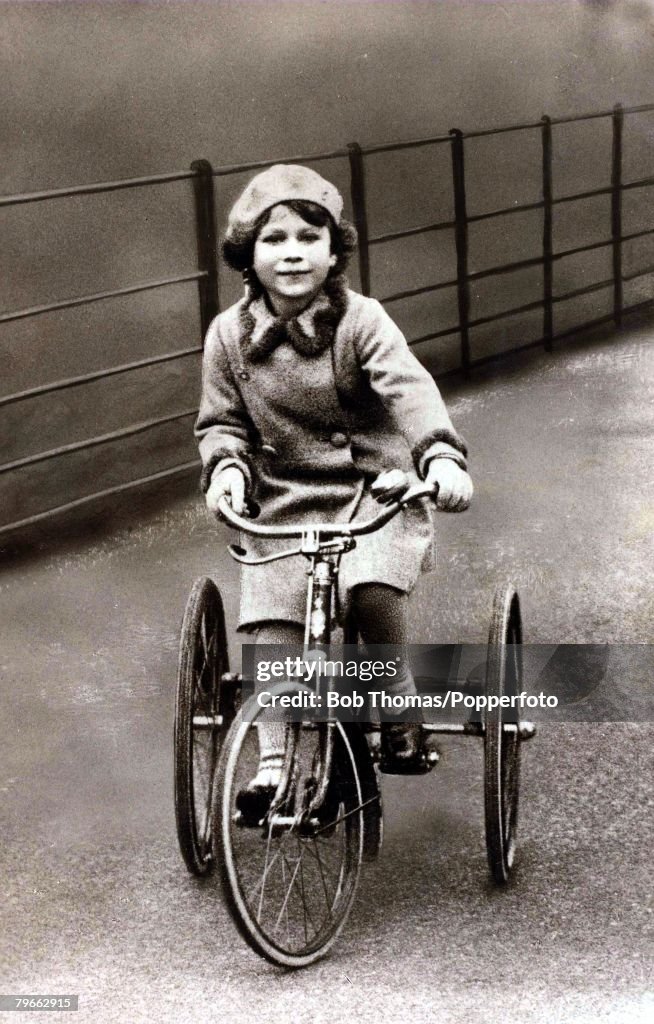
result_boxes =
[174,165,532,966]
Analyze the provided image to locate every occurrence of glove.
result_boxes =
[371,469,411,504]
[425,459,473,512]
[206,466,247,516]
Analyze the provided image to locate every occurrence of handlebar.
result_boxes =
[216,482,437,539]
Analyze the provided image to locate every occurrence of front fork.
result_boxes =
[269,554,339,824]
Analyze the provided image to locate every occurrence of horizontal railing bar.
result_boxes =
[622,262,654,282]
[467,200,543,223]
[468,296,654,368]
[622,175,654,192]
[552,278,614,303]
[621,102,654,116]
[550,228,654,263]
[468,298,545,329]
[355,223,654,304]
[408,325,461,346]
[549,108,615,126]
[361,134,452,156]
[468,255,544,282]
[0,170,196,208]
[211,148,348,177]
[470,336,548,368]
[554,185,612,205]
[550,103,654,126]
[413,293,654,359]
[0,272,206,325]
[369,219,455,245]
[381,230,654,304]
[0,347,202,409]
[552,237,613,261]
[0,461,200,538]
[620,226,654,244]
[467,177,654,221]
[0,409,198,476]
[552,176,654,207]
[380,278,458,304]
[551,312,617,341]
[462,119,543,139]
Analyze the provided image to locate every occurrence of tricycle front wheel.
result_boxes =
[213,694,365,968]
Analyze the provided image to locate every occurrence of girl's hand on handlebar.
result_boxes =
[371,468,411,504]
[425,459,473,512]
[206,466,248,516]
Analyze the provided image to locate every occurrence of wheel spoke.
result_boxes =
[192,735,214,793]
[297,839,312,943]
[247,846,282,904]
[279,850,292,946]
[303,841,335,919]
[312,795,376,837]
[273,845,305,932]
[198,767,216,846]
[256,824,276,923]
[193,674,213,718]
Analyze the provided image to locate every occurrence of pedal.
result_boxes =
[519,720,537,741]
[380,740,439,776]
[379,750,435,776]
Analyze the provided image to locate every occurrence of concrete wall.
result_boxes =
[2,0,653,534]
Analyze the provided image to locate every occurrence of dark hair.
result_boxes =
[222,200,358,285]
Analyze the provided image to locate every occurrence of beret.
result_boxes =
[226,164,344,240]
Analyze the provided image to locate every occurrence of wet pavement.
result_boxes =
[0,325,652,1023]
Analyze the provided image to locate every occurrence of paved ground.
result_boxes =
[0,324,652,1023]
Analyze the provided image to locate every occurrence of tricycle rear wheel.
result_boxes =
[174,576,235,876]
[484,583,523,884]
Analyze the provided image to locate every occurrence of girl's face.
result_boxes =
[253,204,336,315]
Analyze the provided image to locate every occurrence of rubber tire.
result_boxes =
[213,690,365,968]
[484,582,523,884]
[345,724,383,862]
[174,576,231,876]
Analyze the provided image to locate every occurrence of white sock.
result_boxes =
[251,728,285,787]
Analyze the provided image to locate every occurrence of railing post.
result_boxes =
[191,159,220,342]
[449,129,471,375]
[611,103,624,329]
[347,142,371,296]
[541,115,554,351]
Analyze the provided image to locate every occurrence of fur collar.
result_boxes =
[239,275,349,363]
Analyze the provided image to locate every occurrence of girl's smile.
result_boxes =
[253,205,336,317]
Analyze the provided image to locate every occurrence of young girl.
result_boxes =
[195,164,472,809]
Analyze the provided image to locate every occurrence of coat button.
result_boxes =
[329,431,349,448]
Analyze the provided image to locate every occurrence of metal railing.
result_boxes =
[1,102,653,537]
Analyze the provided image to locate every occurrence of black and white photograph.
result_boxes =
[1,2,652,1022]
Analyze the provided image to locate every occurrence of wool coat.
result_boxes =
[195,279,467,630]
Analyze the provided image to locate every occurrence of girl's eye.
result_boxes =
[299,232,320,243]
[260,232,285,244]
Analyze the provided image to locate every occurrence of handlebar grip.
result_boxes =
[216,495,259,523]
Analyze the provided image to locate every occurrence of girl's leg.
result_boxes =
[247,621,304,788]
[350,583,417,701]
[351,583,424,767]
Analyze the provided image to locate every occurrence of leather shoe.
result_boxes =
[235,783,276,827]
[380,718,426,774]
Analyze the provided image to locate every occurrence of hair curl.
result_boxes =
[222,200,358,294]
